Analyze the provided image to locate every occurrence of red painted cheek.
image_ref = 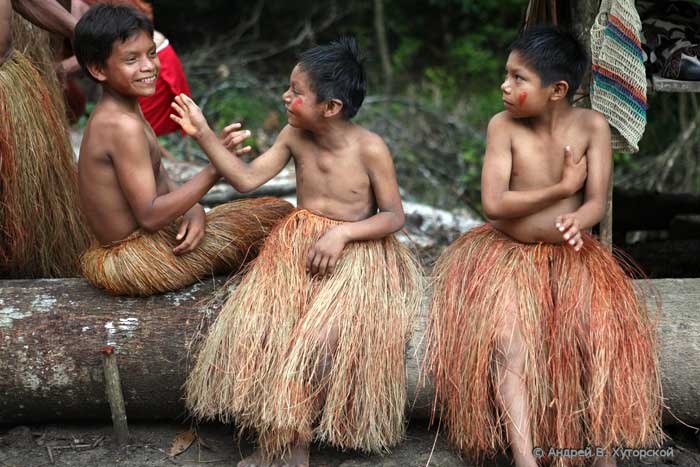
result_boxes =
[291,98,303,112]
[517,92,528,107]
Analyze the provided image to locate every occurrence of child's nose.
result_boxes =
[501,80,510,94]
[282,89,291,102]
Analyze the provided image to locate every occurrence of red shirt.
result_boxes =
[138,42,191,136]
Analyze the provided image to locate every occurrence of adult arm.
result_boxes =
[480,113,587,220]
[11,0,76,40]
[0,0,12,65]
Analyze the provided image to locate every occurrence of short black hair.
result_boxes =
[74,4,153,81]
[508,26,588,99]
[297,36,367,119]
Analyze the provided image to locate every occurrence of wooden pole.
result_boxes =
[101,346,129,445]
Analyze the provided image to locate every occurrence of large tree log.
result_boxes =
[0,278,698,426]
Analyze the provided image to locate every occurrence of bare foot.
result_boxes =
[272,444,309,467]
[237,448,273,467]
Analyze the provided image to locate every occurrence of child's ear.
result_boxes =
[86,63,107,82]
[551,80,570,102]
[323,99,344,118]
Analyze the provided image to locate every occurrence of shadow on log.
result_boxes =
[0,278,698,427]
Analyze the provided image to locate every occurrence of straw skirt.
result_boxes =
[0,49,91,278]
[425,224,663,465]
[186,209,423,456]
[80,198,293,296]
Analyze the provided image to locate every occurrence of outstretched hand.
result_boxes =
[220,123,253,157]
[555,212,583,252]
[170,93,209,138]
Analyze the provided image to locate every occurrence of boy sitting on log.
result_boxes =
[174,37,423,467]
[73,4,292,296]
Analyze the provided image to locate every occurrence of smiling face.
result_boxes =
[282,64,324,129]
[89,30,159,97]
[501,51,556,118]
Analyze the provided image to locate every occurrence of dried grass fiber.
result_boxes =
[80,198,293,296]
[185,209,423,457]
[425,224,663,465]
[0,30,91,278]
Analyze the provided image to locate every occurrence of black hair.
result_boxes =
[508,26,588,99]
[74,4,153,82]
[297,36,366,119]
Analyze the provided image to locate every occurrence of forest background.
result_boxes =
[118,0,699,215]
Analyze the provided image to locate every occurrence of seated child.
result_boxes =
[176,37,423,467]
[425,26,662,467]
[73,4,292,296]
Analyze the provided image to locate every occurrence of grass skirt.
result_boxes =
[185,209,423,456]
[425,224,663,464]
[0,49,91,278]
[80,198,293,296]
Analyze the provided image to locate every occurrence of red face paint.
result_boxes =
[291,98,303,112]
[517,92,528,107]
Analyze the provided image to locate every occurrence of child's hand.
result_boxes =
[220,123,253,157]
[173,205,206,255]
[555,212,583,252]
[307,226,350,276]
[170,94,209,138]
[560,146,587,195]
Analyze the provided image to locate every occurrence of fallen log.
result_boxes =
[0,278,698,426]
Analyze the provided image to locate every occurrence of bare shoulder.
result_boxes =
[485,111,517,154]
[488,110,518,132]
[277,123,300,141]
[357,127,392,164]
[88,107,145,143]
[576,108,610,133]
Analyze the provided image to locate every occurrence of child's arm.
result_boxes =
[307,137,404,276]
[160,165,207,256]
[110,117,220,233]
[170,94,291,193]
[1,0,12,64]
[481,113,587,220]
[555,113,613,250]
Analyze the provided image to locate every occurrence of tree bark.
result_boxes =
[0,277,698,426]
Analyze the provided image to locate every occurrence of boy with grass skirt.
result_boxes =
[175,37,423,467]
[425,27,663,467]
[0,0,92,278]
[73,4,292,296]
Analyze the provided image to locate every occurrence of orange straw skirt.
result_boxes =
[426,224,663,465]
[185,209,423,456]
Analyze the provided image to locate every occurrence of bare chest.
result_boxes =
[510,131,587,190]
[295,147,369,188]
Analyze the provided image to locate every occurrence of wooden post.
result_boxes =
[569,0,613,249]
[101,346,129,445]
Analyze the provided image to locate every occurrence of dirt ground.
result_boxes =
[1,423,697,467]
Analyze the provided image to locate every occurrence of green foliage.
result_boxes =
[77,102,95,129]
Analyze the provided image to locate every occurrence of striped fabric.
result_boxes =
[591,0,648,153]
